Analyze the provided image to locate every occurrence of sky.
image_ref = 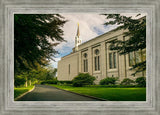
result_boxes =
[49,13,146,68]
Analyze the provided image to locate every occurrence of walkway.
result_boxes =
[17,85,100,101]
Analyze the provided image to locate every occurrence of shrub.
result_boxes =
[41,79,58,85]
[135,77,146,87]
[72,73,96,87]
[120,78,135,85]
[58,81,73,84]
[100,77,118,85]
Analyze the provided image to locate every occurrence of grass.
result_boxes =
[14,85,34,99]
[48,84,146,101]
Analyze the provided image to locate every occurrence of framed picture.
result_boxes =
[0,0,160,115]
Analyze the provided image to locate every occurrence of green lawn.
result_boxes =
[48,84,146,101]
[14,85,34,99]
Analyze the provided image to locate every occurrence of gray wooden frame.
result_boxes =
[0,0,160,115]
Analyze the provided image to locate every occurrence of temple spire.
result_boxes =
[77,23,80,37]
[75,23,82,52]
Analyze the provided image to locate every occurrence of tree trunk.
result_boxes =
[25,77,28,87]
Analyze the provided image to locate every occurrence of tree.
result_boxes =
[14,65,57,87]
[103,14,146,75]
[48,68,57,78]
[14,14,67,74]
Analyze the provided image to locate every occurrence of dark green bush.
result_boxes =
[41,79,58,85]
[58,81,73,84]
[120,78,135,85]
[100,77,118,85]
[14,75,26,87]
[135,77,146,87]
[72,73,96,87]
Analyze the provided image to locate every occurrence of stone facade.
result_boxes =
[57,26,145,83]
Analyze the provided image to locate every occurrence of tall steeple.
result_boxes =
[75,23,82,51]
[77,23,80,37]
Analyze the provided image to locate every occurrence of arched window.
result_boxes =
[68,64,70,74]
[94,49,100,71]
[83,53,88,72]
[83,53,87,58]
[95,49,100,55]
[109,52,117,69]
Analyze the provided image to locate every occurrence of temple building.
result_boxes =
[57,24,145,83]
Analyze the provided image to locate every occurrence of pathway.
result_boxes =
[17,84,101,101]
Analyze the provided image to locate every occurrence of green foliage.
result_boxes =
[100,77,118,85]
[14,14,67,73]
[49,68,57,78]
[120,78,135,85]
[72,73,96,87]
[135,77,146,87]
[29,67,56,80]
[45,68,58,80]
[58,81,73,84]
[41,79,58,85]
[14,75,26,87]
[103,14,146,75]
[14,66,57,87]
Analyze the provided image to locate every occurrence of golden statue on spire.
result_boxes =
[77,22,80,37]
[75,22,82,52]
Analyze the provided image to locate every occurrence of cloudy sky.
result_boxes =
[50,13,146,68]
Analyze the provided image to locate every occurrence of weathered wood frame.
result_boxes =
[0,0,160,115]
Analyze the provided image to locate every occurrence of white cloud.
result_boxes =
[54,14,118,54]
[50,13,146,68]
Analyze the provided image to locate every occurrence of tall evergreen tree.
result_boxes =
[103,14,146,75]
[14,14,67,74]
